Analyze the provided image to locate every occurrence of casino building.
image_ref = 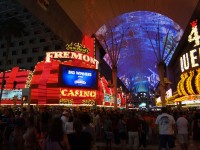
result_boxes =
[0,0,128,107]
[1,0,200,108]
[166,2,200,108]
[175,20,200,107]
[30,40,127,107]
[0,38,128,107]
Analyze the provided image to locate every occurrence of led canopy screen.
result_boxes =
[59,65,98,89]
[95,11,183,90]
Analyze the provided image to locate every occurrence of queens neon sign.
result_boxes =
[180,49,200,72]
[45,51,99,69]
[180,20,200,72]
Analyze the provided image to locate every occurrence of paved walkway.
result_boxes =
[0,136,197,150]
[95,138,197,150]
[95,144,197,150]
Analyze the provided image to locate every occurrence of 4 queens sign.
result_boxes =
[180,19,200,72]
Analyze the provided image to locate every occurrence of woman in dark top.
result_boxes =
[117,114,127,150]
[42,117,70,150]
[68,119,92,150]
[192,111,200,150]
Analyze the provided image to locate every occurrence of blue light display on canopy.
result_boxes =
[95,11,183,91]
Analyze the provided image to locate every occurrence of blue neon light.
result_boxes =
[95,11,183,89]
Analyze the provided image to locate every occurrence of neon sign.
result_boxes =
[180,20,200,72]
[61,89,97,98]
[25,71,33,88]
[188,19,200,47]
[66,43,90,54]
[180,49,200,72]
[45,51,99,69]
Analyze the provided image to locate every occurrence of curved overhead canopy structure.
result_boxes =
[55,0,198,91]
[19,0,199,91]
[56,0,198,36]
[95,11,183,90]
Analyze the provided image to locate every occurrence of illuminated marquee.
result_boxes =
[180,49,200,72]
[166,88,172,98]
[45,51,99,69]
[177,20,200,97]
[180,20,200,72]
[66,43,90,54]
[188,19,200,47]
[25,71,33,88]
[60,89,97,98]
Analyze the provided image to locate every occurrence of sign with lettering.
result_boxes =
[188,19,200,47]
[180,49,200,72]
[66,43,90,54]
[59,65,98,89]
[180,20,200,72]
[45,51,99,69]
[60,88,96,98]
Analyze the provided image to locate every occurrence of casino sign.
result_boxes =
[177,20,200,103]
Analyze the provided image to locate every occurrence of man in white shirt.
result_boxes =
[176,111,189,150]
[61,110,69,133]
[155,107,176,150]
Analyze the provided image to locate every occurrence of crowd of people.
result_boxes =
[0,106,199,150]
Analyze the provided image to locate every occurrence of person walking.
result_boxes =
[126,112,141,150]
[192,111,200,150]
[138,114,149,149]
[176,111,189,150]
[64,115,74,135]
[68,119,92,150]
[117,114,127,150]
[81,112,96,150]
[42,117,71,150]
[155,107,176,150]
[103,114,113,150]
[23,116,40,150]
